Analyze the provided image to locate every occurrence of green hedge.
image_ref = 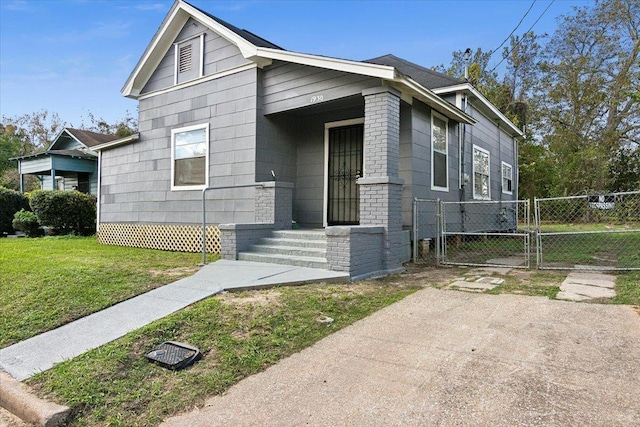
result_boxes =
[0,187,30,234]
[30,190,97,235]
[12,209,42,237]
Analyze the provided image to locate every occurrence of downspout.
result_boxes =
[96,150,101,233]
[18,160,24,193]
[459,94,468,232]
[497,121,502,202]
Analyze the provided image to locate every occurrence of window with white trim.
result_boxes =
[431,112,448,191]
[174,33,204,85]
[171,124,209,190]
[501,162,513,195]
[473,145,490,199]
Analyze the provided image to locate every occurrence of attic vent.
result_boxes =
[178,44,192,73]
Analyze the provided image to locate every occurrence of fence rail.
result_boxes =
[412,191,640,271]
[440,199,530,269]
[534,191,640,271]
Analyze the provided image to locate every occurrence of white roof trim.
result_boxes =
[92,134,140,151]
[393,77,475,124]
[122,0,259,98]
[255,47,397,80]
[432,83,524,137]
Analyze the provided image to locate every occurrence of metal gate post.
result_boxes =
[413,198,418,264]
[436,198,442,266]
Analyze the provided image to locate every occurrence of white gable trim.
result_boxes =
[432,83,523,137]
[122,0,261,98]
[256,47,396,80]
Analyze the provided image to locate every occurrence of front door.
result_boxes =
[327,123,363,225]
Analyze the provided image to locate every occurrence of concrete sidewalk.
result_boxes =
[161,288,640,427]
[0,260,348,381]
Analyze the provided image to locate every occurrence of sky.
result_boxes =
[0,0,592,129]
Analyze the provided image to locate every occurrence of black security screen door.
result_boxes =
[328,124,363,225]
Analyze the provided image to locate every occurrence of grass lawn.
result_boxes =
[27,282,419,427]
[0,236,204,348]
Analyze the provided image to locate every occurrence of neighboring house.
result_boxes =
[14,128,121,194]
[94,0,523,279]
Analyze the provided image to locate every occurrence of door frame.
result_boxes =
[323,117,365,228]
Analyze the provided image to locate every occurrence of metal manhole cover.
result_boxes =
[145,341,202,370]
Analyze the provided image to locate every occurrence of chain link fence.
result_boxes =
[535,191,640,270]
[412,198,440,265]
[439,200,531,268]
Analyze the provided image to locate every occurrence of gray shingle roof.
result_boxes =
[65,128,120,148]
[185,0,283,50]
[364,54,464,89]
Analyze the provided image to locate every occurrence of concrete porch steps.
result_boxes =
[238,229,328,269]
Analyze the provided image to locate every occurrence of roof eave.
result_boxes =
[392,77,475,125]
[432,83,524,137]
[256,47,397,80]
[93,133,140,151]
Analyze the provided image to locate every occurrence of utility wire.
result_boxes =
[489,0,555,72]
[491,0,537,56]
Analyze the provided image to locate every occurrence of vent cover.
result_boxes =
[178,44,192,73]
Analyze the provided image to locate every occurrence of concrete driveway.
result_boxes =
[162,288,640,427]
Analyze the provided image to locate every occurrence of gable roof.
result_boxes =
[366,54,463,89]
[13,128,119,161]
[122,1,480,125]
[186,1,282,50]
[63,128,120,148]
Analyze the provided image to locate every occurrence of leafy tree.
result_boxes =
[538,0,639,194]
[433,47,505,107]
[1,109,66,152]
[78,111,138,137]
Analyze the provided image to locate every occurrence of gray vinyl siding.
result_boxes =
[142,18,252,95]
[399,101,413,228]
[261,61,380,115]
[461,101,517,202]
[409,101,460,203]
[284,106,364,228]
[255,69,298,185]
[101,68,259,225]
[20,157,52,174]
[51,135,84,151]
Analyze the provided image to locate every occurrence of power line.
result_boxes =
[491,0,537,56]
[490,0,555,73]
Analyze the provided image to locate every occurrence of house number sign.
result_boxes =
[310,94,324,103]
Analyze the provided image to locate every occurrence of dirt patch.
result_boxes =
[149,266,200,278]
[386,265,468,288]
[217,289,282,307]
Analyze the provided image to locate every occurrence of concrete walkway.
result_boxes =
[0,260,348,381]
[161,288,640,427]
[557,269,617,301]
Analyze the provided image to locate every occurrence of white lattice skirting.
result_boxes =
[98,223,221,253]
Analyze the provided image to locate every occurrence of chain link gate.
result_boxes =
[439,200,531,268]
[535,191,640,271]
[412,198,440,265]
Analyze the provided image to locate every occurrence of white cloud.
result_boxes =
[42,20,133,44]
[2,1,32,12]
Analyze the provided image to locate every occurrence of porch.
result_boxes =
[222,86,409,279]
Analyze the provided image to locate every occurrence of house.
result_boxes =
[94,0,523,279]
[14,128,120,194]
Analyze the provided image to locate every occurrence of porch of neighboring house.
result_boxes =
[16,152,98,194]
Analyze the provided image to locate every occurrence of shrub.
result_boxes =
[12,209,42,237]
[0,186,30,235]
[30,190,97,235]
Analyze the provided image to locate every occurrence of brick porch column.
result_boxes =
[359,86,404,271]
